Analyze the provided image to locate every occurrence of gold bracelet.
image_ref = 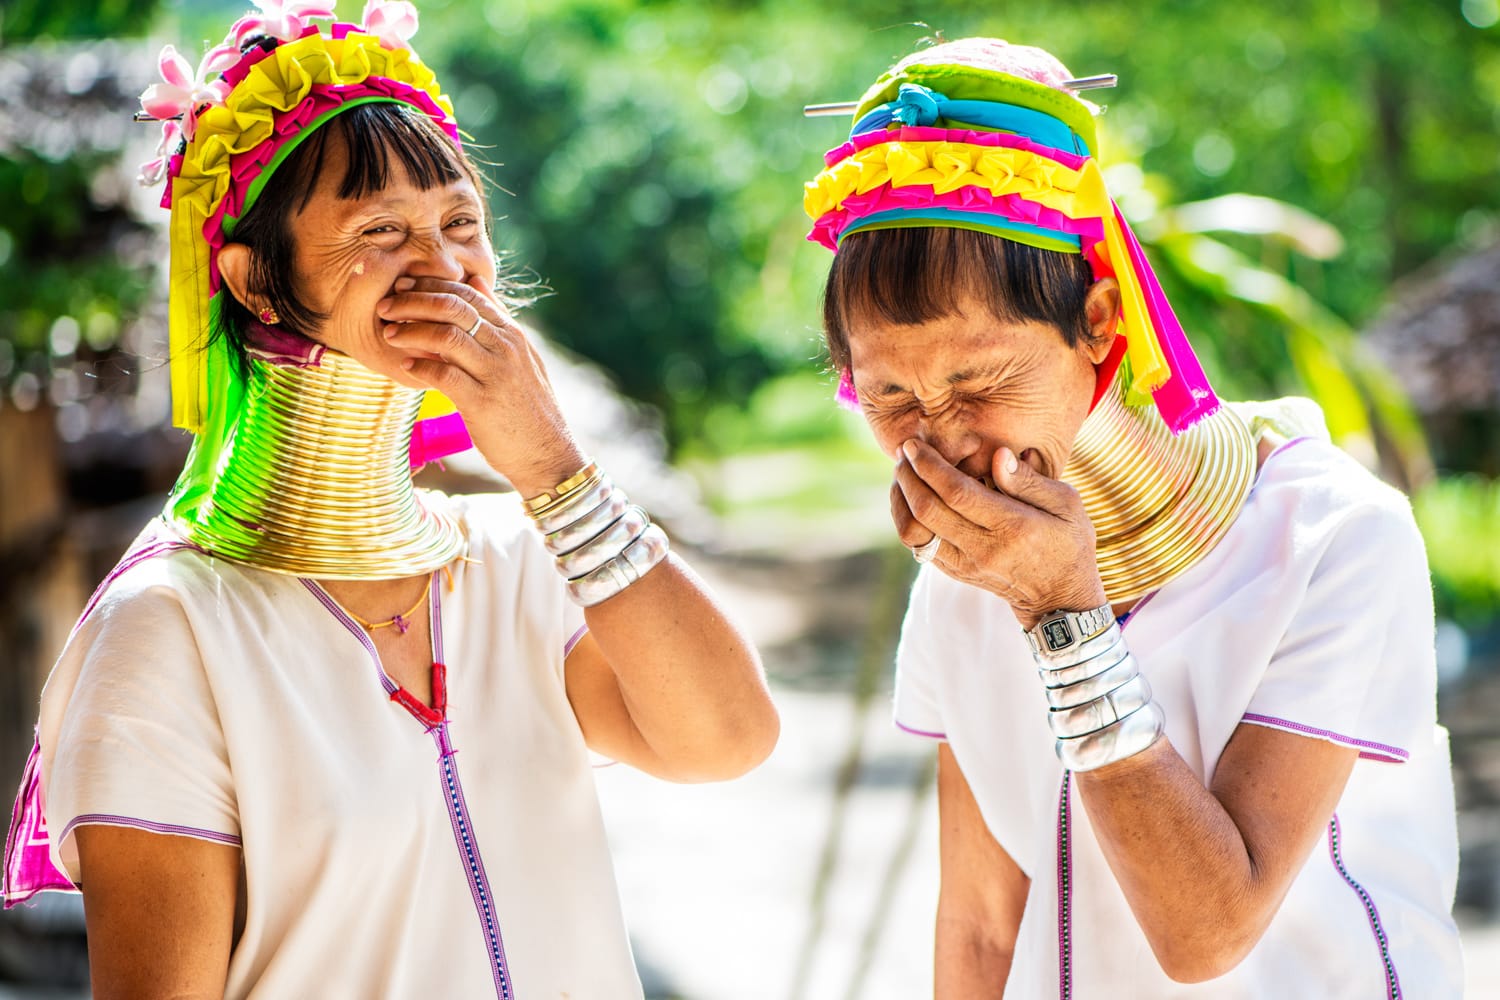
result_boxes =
[526,471,605,523]
[522,460,600,517]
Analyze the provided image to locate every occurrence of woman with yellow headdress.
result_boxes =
[1,3,777,996]
[803,37,1460,996]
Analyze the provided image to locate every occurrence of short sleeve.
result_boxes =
[1242,496,1435,764]
[892,566,948,741]
[41,580,240,881]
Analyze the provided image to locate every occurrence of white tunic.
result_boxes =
[36,493,643,999]
[894,435,1463,997]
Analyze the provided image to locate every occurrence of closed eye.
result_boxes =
[954,384,1011,405]
[860,394,917,415]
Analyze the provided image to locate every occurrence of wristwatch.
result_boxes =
[1025,604,1115,659]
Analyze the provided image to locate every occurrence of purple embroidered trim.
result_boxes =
[1245,435,1314,500]
[59,814,240,847]
[1056,770,1073,1000]
[1240,714,1408,763]
[563,623,588,658]
[72,536,192,638]
[894,720,947,741]
[429,585,512,997]
[1328,813,1403,999]
[1268,435,1314,462]
[300,580,398,696]
[307,573,514,999]
[1116,588,1160,626]
[437,722,512,999]
[1052,606,1140,993]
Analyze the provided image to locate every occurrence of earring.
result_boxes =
[258,306,280,325]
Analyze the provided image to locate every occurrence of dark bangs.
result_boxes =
[295,100,470,206]
[821,227,1096,372]
[216,101,475,367]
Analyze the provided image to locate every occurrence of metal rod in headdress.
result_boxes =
[802,74,1117,117]
[810,73,1116,117]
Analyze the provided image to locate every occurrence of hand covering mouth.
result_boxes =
[1019,447,1049,477]
[975,448,1049,490]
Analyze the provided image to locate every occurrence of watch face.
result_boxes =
[1043,617,1074,652]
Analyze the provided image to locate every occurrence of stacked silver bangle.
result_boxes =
[1030,620,1164,772]
[528,467,670,607]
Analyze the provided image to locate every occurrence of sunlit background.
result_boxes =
[1,0,1498,996]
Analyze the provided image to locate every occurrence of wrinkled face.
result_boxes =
[288,132,493,388]
[847,294,1112,481]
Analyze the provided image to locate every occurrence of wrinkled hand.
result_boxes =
[379,275,585,496]
[891,439,1106,629]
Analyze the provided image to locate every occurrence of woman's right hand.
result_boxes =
[890,439,1108,629]
[378,275,588,496]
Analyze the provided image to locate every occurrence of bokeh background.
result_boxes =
[1,0,1498,996]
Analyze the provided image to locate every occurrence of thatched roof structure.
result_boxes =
[1364,240,1500,475]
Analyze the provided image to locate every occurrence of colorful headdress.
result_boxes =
[803,40,1220,434]
[136,0,471,505]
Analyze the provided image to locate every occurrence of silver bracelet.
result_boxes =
[1031,621,1123,669]
[1044,654,1140,709]
[530,474,614,535]
[1047,671,1153,739]
[1037,637,1130,689]
[545,490,629,555]
[556,505,649,579]
[567,524,671,607]
[1055,701,1165,772]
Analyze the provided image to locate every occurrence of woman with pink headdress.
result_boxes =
[802,38,1461,996]
[2,4,778,996]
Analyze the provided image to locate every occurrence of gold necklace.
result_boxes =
[345,577,432,634]
[168,349,466,579]
[1062,374,1257,604]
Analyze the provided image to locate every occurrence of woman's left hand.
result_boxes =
[379,275,586,496]
[891,438,1106,628]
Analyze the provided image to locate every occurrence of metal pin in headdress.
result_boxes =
[803,73,1117,117]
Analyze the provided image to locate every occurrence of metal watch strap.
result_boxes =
[1026,603,1115,659]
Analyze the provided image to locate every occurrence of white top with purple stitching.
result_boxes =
[893,429,1462,997]
[36,493,643,999]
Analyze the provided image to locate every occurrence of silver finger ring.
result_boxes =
[911,535,941,564]
[463,316,482,337]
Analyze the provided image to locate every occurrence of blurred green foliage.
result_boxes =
[0,0,163,402]
[0,156,153,367]
[1414,476,1500,627]
[0,0,161,42]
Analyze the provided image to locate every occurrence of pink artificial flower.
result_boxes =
[138,43,239,138]
[229,0,338,46]
[361,0,420,50]
[138,119,184,186]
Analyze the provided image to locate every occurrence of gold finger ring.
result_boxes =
[911,535,941,564]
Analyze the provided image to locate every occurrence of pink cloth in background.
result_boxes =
[409,411,472,469]
[2,739,72,907]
